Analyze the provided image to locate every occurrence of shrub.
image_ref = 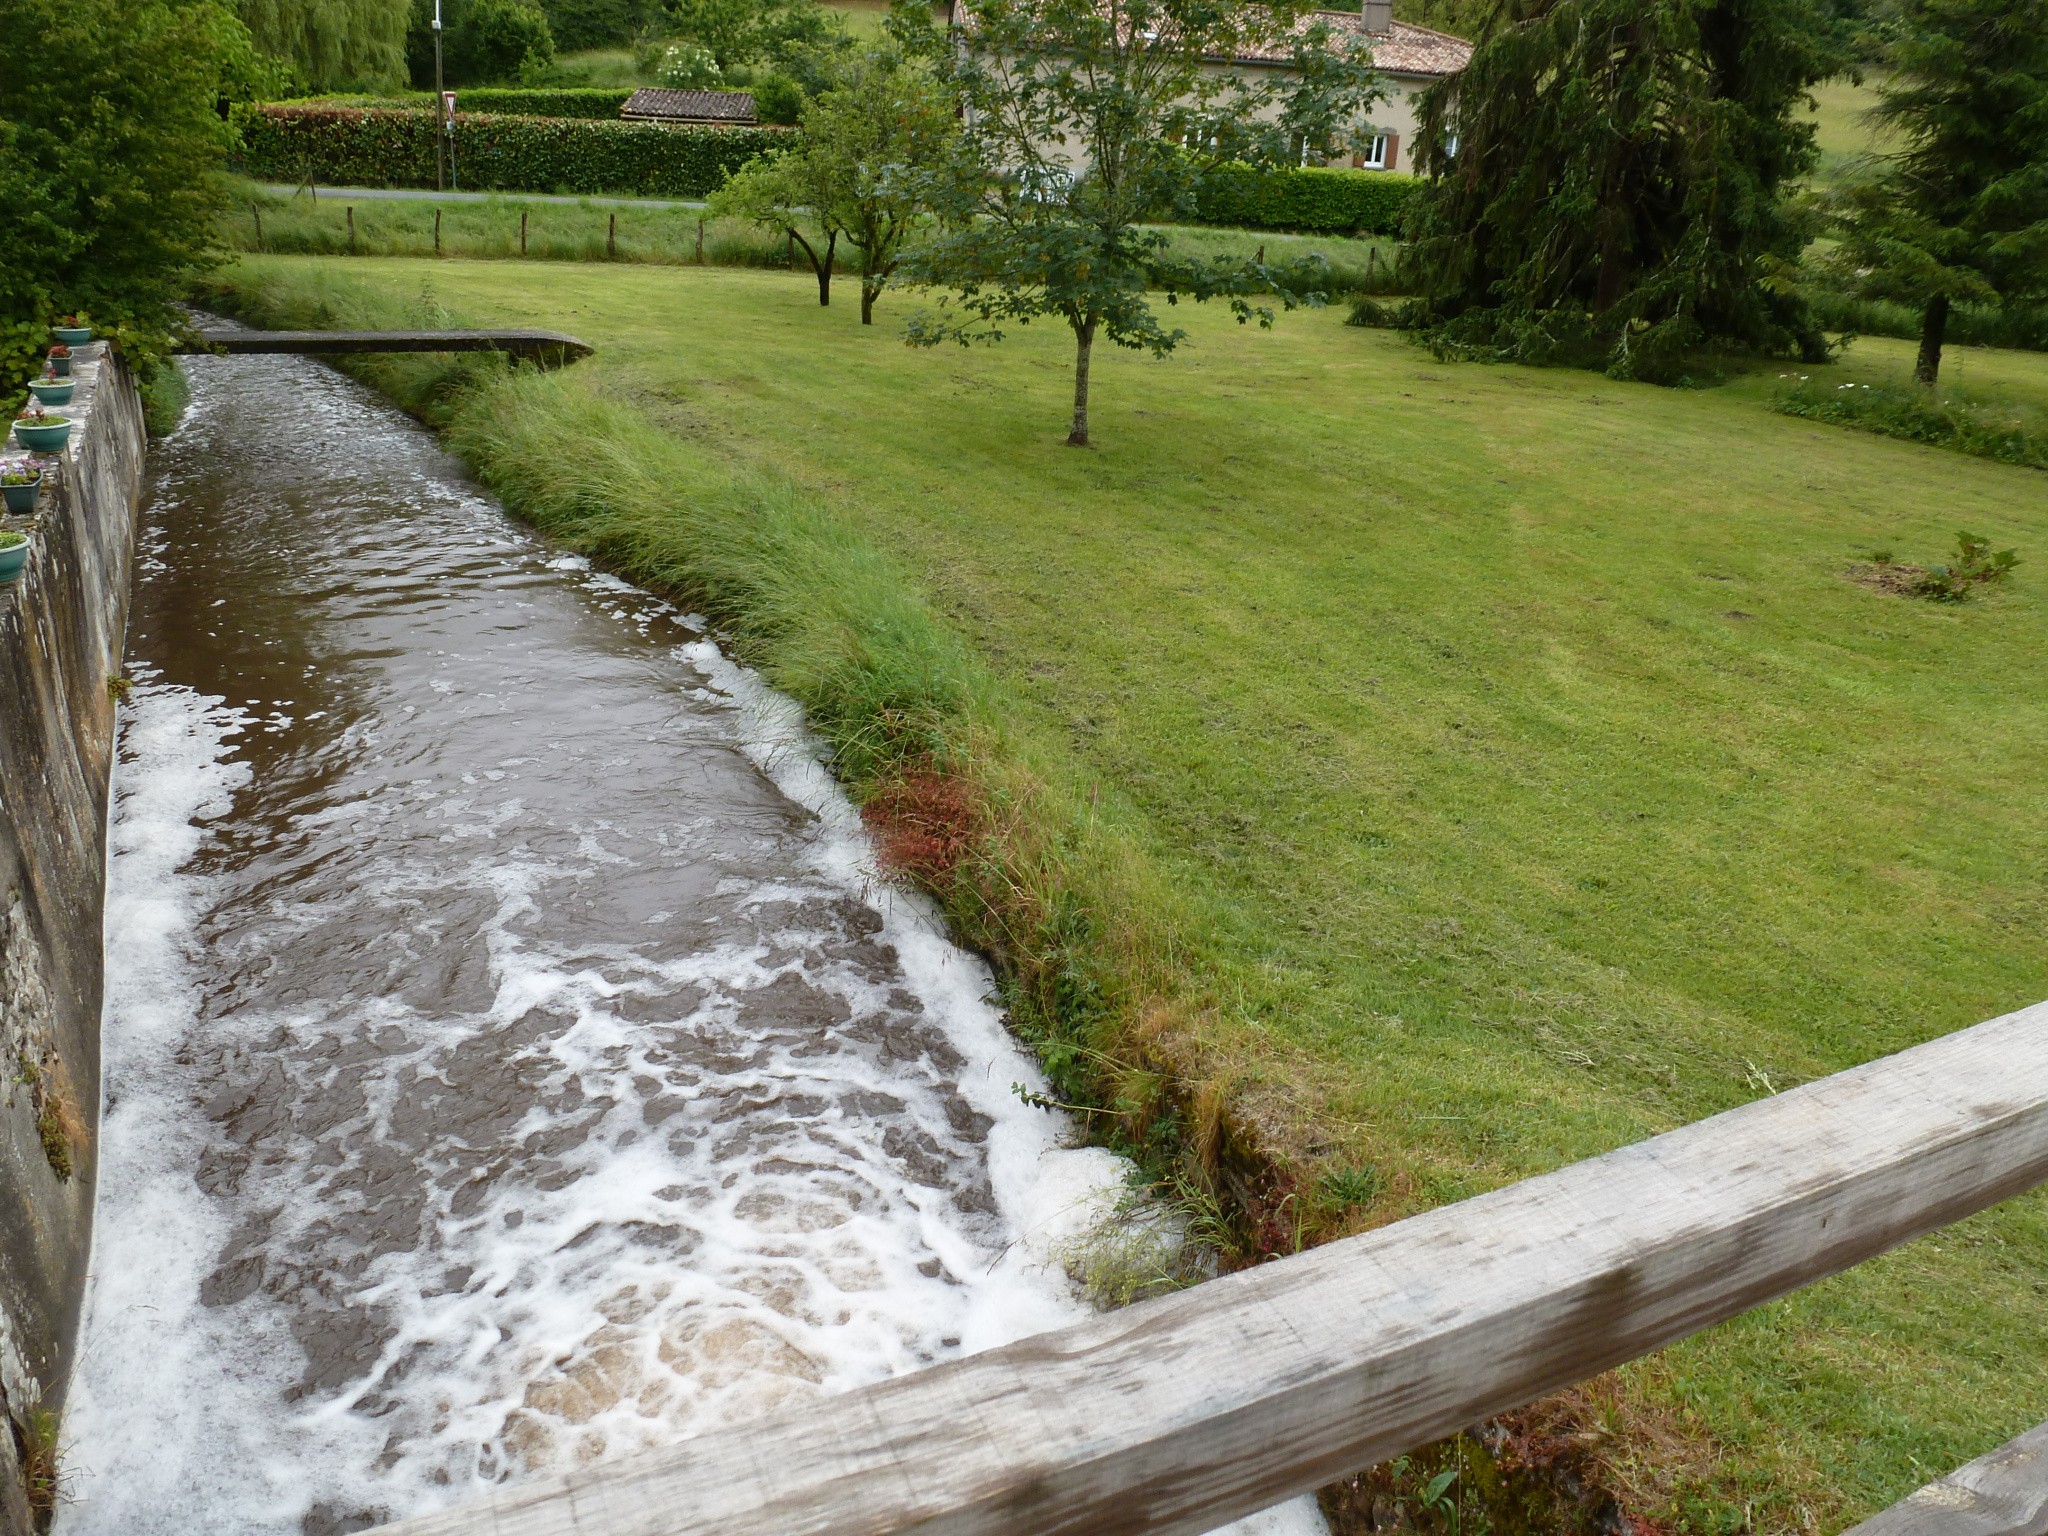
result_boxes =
[455,0,555,81]
[277,87,635,116]
[656,40,723,88]
[237,104,778,196]
[1773,377,2048,471]
[1193,163,1421,236]
[752,72,803,125]
[1914,532,2019,602]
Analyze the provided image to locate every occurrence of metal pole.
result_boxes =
[433,0,446,192]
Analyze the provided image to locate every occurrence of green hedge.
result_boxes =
[1194,163,1421,236]
[273,89,636,119]
[237,105,777,197]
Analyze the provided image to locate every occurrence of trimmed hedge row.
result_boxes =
[237,105,777,198]
[1194,163,1422,236]
[274,89,637,119]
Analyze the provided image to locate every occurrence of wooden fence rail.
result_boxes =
[1845,1421,2048,1536]
[374,999,2048,1536]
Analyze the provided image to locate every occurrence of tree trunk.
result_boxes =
[1067,316,1097,447]
[818,231,837,307]
[861,281,878,325]
[1916,293,1949,386]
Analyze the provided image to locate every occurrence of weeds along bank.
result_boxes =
[201,256,2048,1536]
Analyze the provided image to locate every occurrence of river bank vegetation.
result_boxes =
[209,250,2048,1535]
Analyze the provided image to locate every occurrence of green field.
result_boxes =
[211,254,2048,1532]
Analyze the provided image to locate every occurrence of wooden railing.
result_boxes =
[373,999,2048,1536]
[1845,1420,2048,1536]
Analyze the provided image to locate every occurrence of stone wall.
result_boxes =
[0,346,144,1531]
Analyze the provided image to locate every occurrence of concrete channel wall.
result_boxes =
[0,345,144,1533]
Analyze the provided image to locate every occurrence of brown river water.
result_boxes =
[48,346,1334,1536]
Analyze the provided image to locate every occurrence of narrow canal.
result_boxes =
[55,348,1311,1535]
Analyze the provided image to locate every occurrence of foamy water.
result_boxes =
[58,348,1323,1536]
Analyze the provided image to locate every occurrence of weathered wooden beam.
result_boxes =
[371,999,2048,1536]
[177,328,592,363]
[1843,1422,2048,1536]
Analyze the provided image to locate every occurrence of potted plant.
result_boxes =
[1,458,40,514]
[46,344,71,378]
[27,366,72,407]
[0,530,27,586]
[12,405,71,454]
[52,314,92,347]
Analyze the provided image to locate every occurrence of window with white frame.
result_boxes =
[1360,133,1390,169]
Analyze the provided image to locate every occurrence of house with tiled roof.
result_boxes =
[1234,2,1473,170]
[621,88,760,126]
[942,0,1471,173]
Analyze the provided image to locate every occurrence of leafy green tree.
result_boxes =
[240,0,411,90]
[1191,17,1385,169]
[1405,0,1842,380]
[1828,0,2048,384]
[538,0,654,51]
[660,0,840,75]
[901,0,1360,445]
[407,0,556,86]
[1,0,246,386]
[711,45,955,322]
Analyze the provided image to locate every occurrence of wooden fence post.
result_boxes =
[346,205,356,252]
[608,212,617,260]
[434,207,442,256]
[521,210,528,257]
[250,202,264,253]
[695,215,705,265]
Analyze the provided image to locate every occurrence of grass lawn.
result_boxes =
[222,181,1398,288]
[216,254,2048,1532]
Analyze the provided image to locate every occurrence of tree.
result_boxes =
[408,0,554,84]
[1,0,248,386]
[241,0,411,90]
[661,0,841,76]
[1405,0,1843,380]
[1827,0,2048,384]
[712,46,955,322]
[901,0,1368,446]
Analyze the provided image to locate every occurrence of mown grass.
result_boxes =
[218,179,1395,288]
[208,254,2048,1535]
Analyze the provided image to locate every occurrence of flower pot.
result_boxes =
[52,327,92,347]
[28,379,72,407]
[1,475,40,514]
[0,536,27,585]
[46,355,70,378]
[13,418,71,453]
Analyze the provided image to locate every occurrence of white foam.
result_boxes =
[59,356,1323,1536]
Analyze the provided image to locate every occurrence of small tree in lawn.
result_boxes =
[710,44,955,322]
[1828,0,2048,385]
[902,0,1373,447]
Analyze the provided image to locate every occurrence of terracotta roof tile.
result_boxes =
[1236,12,1472,75]
[620,88,758,122]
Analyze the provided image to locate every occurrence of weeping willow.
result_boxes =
[1404,0,1841,380]
[238,0,411,90]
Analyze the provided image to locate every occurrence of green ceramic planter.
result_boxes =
[27,379,73,407]
[52,327,91,347]
[1,475,40,515]
[13,417,71,453]
[46,355,70,378]
[0,536,27,585]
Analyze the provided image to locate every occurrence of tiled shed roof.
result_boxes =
[620,88,759,123]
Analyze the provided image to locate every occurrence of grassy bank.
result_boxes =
[206,254,2048,1535]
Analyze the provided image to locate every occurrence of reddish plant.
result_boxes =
[860,767,987,890]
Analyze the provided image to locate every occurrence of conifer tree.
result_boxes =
[1829,0,2048,384]
[1405,0,1841,380]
